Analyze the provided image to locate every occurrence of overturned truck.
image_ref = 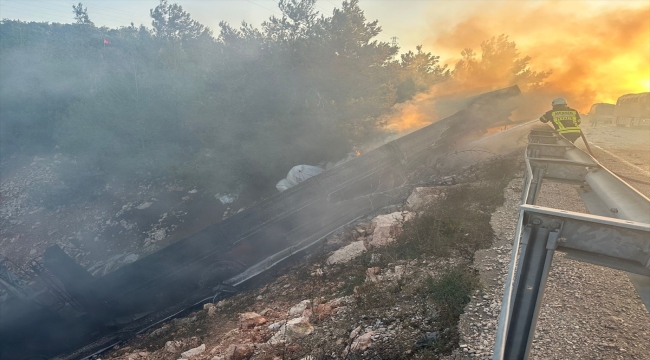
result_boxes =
[0,86,528,360]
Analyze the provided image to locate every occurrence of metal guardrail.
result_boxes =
[493,125,650,359]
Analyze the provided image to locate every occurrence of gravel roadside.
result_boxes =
[454,125,650,360]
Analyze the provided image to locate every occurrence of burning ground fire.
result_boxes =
[385,0,650,132]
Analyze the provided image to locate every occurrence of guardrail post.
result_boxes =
[504,222,559,359]
[526,167,545,205]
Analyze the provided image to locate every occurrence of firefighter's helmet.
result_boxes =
[552,97,567,106]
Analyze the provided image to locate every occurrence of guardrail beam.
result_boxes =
[494,125,650,360]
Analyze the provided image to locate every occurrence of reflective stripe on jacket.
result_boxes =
[540,107,581,134]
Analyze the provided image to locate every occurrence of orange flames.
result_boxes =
[385,0,650,132]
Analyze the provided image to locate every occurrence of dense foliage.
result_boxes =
[0,0,447,194]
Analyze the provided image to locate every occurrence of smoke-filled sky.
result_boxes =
[423,0,650,111]
[1,0,648,111]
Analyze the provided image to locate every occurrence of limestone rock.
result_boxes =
[368,212,412,248]
[288,300,311,317]
[239,312,267,329]
[344,330,375,356]
[268,317,314,344]
[366,267,380,283]
[223,344,254,360]
[326,241,367,265]
[203,303,217,317]
[405,186,447,211]
[181,344,205,358]
[349,325,362,340]
[165,340,181,353]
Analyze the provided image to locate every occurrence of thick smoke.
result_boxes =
[432,0,650,110]
[384,0,650,132]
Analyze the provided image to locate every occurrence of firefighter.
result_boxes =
[539,98,582,143]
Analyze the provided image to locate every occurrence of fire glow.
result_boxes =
[386,0,650,132]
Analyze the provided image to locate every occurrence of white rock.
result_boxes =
[181,344,205,358]
[394,265,405,279]
[326,241,367,264]
[268,316,314,344]
[203,303,217,317]
[344,330,375,356]
[165,340,181,353]
[405,187,447,211]
[369,212,412,248]
[288,300,311,317]
[350,325,362,339]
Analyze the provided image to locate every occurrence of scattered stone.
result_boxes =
[268,317,314,344]
[405,187,447,211]
[345,331,375,355]
[394,265,405,280]
[239,312,267,329]
[203,303,217,317]
[366,267,380,283]
[180,344,205,358]
[165,340,181,353]
[326,241,367,265]
[223,343,254,360]
[349,325,362,340]
[368,212,412,248]
[288,300,311,317]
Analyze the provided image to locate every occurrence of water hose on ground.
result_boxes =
[580,130,650,186]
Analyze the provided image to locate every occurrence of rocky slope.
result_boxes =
[87,157,516,360]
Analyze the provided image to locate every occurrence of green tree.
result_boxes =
[150,0,211,41]
[454,35,550,90]
[1,0,450,196]
[263,0,319,41]
[72,2,94,26]
[396,45,449,101]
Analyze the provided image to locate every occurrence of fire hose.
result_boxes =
[580,130,650,186]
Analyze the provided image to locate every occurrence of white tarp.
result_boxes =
[276,179,292,192]
[276,165,324,192]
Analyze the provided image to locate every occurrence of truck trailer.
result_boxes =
[587,103,615,125]
[614,92,650,127]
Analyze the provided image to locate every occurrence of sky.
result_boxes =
[1,0,649,111]
[0,0,431,52]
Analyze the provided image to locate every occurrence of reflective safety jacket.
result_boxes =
[540,106,581,134]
